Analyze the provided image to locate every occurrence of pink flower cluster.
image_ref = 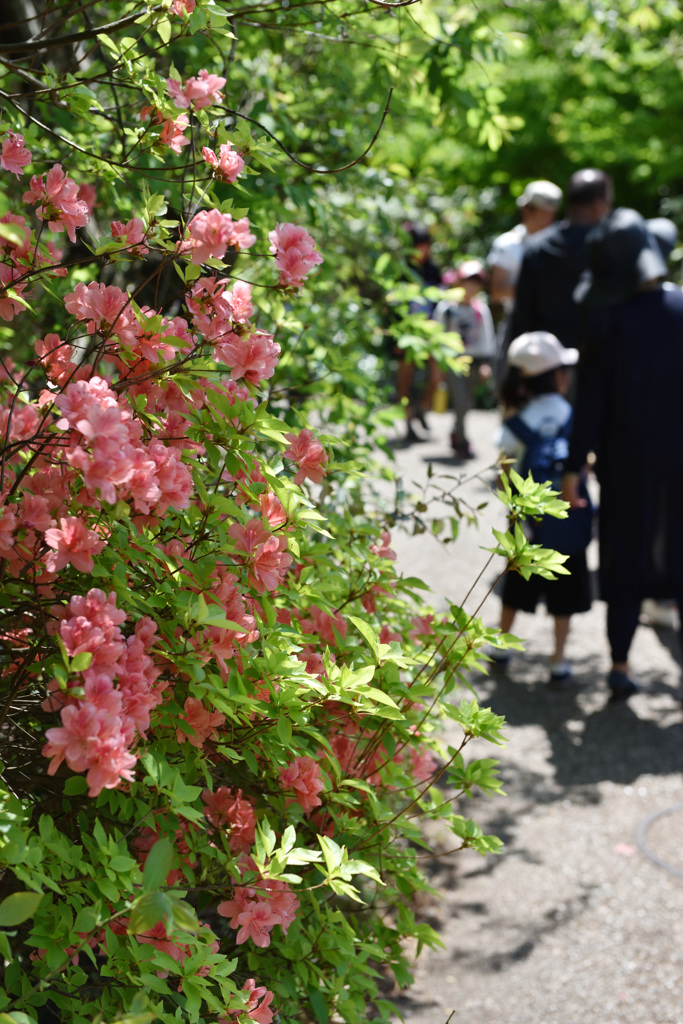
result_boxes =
[140,106,190,154]
[111,917,219,983]
[184,568,259,679]
[220,979,275,1024]
[217,867,299,948]
[1,131,31,177]
[42,591,163,795]
[298,605,347,647]
[51,376,193,514]
[283,429,328,485]
[269,223,323,290]
[167,69,226,109]
[202,786,257,853]
[44,516,107,573]
[110,215,148,256]
[228,519,293,594]
[0,212,66,322]
[23,164,90,242]
[215,330,280,386]
[202,143,244,184]
[176,697,225,748]
[186,210,255,264]
[278,755,324,813]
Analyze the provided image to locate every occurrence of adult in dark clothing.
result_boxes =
[564,208,681,700]
[507,169,613,352]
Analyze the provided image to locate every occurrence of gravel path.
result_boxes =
[385,408,683,1024]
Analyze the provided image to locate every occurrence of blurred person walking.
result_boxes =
[508,169,613,352]
[491,331,592,687]
[434,260,496,458]
[488,179,563,319]
[564,208,683,700]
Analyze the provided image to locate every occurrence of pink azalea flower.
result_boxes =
[234,900,276,947]
[259,491,287,529]
[159,114,191,153]
[378,624,402,644]
[228,519,293,593]
[22,164,90,242]
[216,886,253,928]
[111,216,148,255]
[64,282,139,347]
[18,494,55,533]
[220,979,275,1024]
[268,222,323,290]
[369,530,396,560]
[186,210,255,265]
[42,700,136,796]
[77,183,97,215]
[176,697,225,747]
[215,330,280,385]
[0,213,31,257]
[278,755,324,813]
[172,0,196,13]
[167,69,226,110]
[0,263,27,321]
[1,131,31,177]
[304,605,347,646]
[408,614,435,643]
[44,516,107,573]
[0,505,17,558]
[409,745,438,782]
[283,429,328,485]
[226,280,254,323]
[35,333,75,386]
[202,143,244,184]
[202,786,257,853]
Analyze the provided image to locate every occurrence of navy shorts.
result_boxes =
[501,551,592,617]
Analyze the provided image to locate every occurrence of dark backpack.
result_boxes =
[505,412,593,556]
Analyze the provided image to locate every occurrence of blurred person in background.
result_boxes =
[508,169,614,353]
[434,260,496,458]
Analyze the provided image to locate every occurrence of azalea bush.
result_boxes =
[0,3,571,1023]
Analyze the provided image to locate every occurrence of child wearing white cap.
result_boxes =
[491,331,592,687]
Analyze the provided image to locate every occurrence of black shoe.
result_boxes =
[403,422,426,445]
[608,669,641,701]
[412,410,430,433]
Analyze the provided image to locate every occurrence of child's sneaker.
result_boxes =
[548,661,573,689]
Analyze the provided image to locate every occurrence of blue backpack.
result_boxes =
[504,412,593,556]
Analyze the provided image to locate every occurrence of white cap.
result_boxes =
[516,180,563,210]
[507,331,578,377]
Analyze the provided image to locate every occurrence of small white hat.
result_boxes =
[516,180,563,210]
[507,331,578,377]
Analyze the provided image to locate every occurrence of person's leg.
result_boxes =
[552,615,570,664]
[500,604,516,634]
[606,601,642,698]
[607,601,641,672]
[448,370,473,454]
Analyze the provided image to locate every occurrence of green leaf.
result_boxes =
[70,651,92,674]
[347,616,379,660]
[142,838,173,892]
[167,896,199,933]
[157,18,172,44]
[0,891,43,928]
[276,715,292,744]
[128,892,172,934]
[307,988,329,1024]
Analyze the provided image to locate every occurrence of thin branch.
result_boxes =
[229,86,393,174]
[0,4,163,54]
